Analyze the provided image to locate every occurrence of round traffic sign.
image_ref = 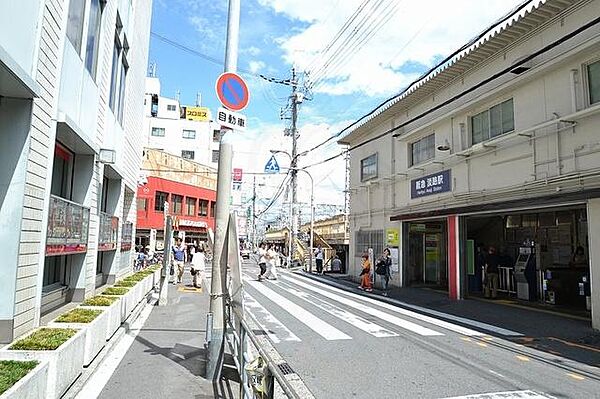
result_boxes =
[215,72,250,112]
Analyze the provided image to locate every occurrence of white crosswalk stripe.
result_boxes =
[282,272,492,336]
[246,279,352,341]
[441,390,555,399]
[276,280,399,338]
[243,293,301,343]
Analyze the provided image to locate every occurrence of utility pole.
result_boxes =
[252,175,257,250]
[290,67,299,267]
[206,0,239,382]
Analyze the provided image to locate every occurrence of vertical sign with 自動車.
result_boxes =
[411,170,451,199]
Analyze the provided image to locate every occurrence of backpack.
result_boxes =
[375,261,387,275]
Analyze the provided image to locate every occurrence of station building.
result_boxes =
[340,0,600,329]
[0,0,151,342]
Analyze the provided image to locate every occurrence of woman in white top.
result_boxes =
[264,245,279,280]
[191,246,206,288]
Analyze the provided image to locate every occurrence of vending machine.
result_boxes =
[514,246,536,301]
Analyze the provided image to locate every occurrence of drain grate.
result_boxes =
[278,362,295,375]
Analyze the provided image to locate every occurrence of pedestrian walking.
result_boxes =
[264,244,279,280]
[331,255,342,273]
[484,246,500,298]
[171,237,186,284]
[257,242,267,281]
[191,246,206,288]
[315,246,324,274]
[375,248,392,296]
[358,253,372,292]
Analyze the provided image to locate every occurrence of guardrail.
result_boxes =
[210,212,315,399]
[46,195,90,256]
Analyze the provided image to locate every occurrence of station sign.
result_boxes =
[410,170,451,199]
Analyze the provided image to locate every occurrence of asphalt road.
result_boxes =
[233,260,600,399]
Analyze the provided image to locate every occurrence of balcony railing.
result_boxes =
[46,195,90,256]
[99,212,119,251]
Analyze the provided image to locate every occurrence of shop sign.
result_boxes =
[386,228,399,246]
[179,219,208,228]
[411,169,451,199]
[183,106,210,121]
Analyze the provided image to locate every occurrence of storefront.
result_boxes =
[465,206,590,311]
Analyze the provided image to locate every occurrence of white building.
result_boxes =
[0,0,151,343]
[143,77,221,168]
[340,0,600,329]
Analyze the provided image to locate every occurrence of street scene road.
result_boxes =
[230,259,600,399]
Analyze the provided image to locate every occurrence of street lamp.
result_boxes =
[270,150,313,272]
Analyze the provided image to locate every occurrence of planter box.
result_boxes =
[80,298,121,341]
[0,360,48,399]
[0,329,85,399]
[49,309,109,367]
[152,268,161,288]
[102,292,130,323]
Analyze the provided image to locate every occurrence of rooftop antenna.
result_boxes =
[148,62,157,77]
[175,90,180,102]
[196,92,202,106]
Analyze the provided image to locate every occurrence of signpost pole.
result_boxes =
[206,0,239,383]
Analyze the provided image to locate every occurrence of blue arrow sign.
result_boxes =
[264,155,280,174]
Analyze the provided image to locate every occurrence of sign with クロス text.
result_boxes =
[217,107,247,131]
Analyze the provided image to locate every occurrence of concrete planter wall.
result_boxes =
[80,298,122,341]
[102,292,129,323]
[49,309,109,367]
[0,329,85,399]
[152,268,161,288]
[0,361,48,399]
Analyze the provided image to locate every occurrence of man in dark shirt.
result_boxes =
[484,246,501,298]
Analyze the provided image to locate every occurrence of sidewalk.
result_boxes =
[303,271,600,368]
[75,270,216,399]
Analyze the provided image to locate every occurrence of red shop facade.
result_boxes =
[136,176,216,250]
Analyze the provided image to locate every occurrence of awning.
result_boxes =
[0,44,41,99]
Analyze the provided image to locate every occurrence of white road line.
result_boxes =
[286,272,522,337]
[277,280,399,338]
[246,279,352,341]
[244,293,301,343]
[279,274,443,336]
[441,390,555,399]
[74,299,155,399]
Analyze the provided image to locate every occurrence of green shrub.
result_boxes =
[114,280,137,287]
[103,287,129,295]
[10,328,76,351]
[82,296,118,306]
[0,360,39,395]
[55,308,102,323]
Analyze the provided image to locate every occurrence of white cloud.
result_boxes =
[249,60,266,73]
[243,46,262,56]
[261,0,538,97]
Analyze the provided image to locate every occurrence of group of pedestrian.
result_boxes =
[170,237,207,288]
[257,242,279,281]
[358,248,392,296]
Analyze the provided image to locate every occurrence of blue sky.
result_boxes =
[149,0,532,208]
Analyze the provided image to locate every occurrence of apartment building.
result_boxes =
[143,76,221,168]
[0,0,151,343]
[340,0,600,328]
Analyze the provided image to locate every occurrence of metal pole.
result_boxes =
[207,0,239,382]
[159,215,172,306]
[252,175,256,250]
[309,174,314,274]
[290,67,298,268]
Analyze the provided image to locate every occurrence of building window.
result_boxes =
[172,194,183,214]
[151,127,165,137]
[182,130,196,139]
[471,99,514,145]
[167,104,176,111]
[213,129,221,142]
[43,256,67,288]
[84,0,103,78]
[410,134,435,166]
[210,201,216,218]
[181,150,195,160]
[354,230,384,259]
[212,150,220,163]
[51,143,74,199]
[199,200,209,217]
[109,15,129,125]
[154,191,168,211]
[360,154,377,182]
[587,60,600,105]
[66,0,86,53]
[137,198,148,211]
[186,197,196,216]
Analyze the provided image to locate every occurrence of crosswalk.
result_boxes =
[239,270,510,343]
